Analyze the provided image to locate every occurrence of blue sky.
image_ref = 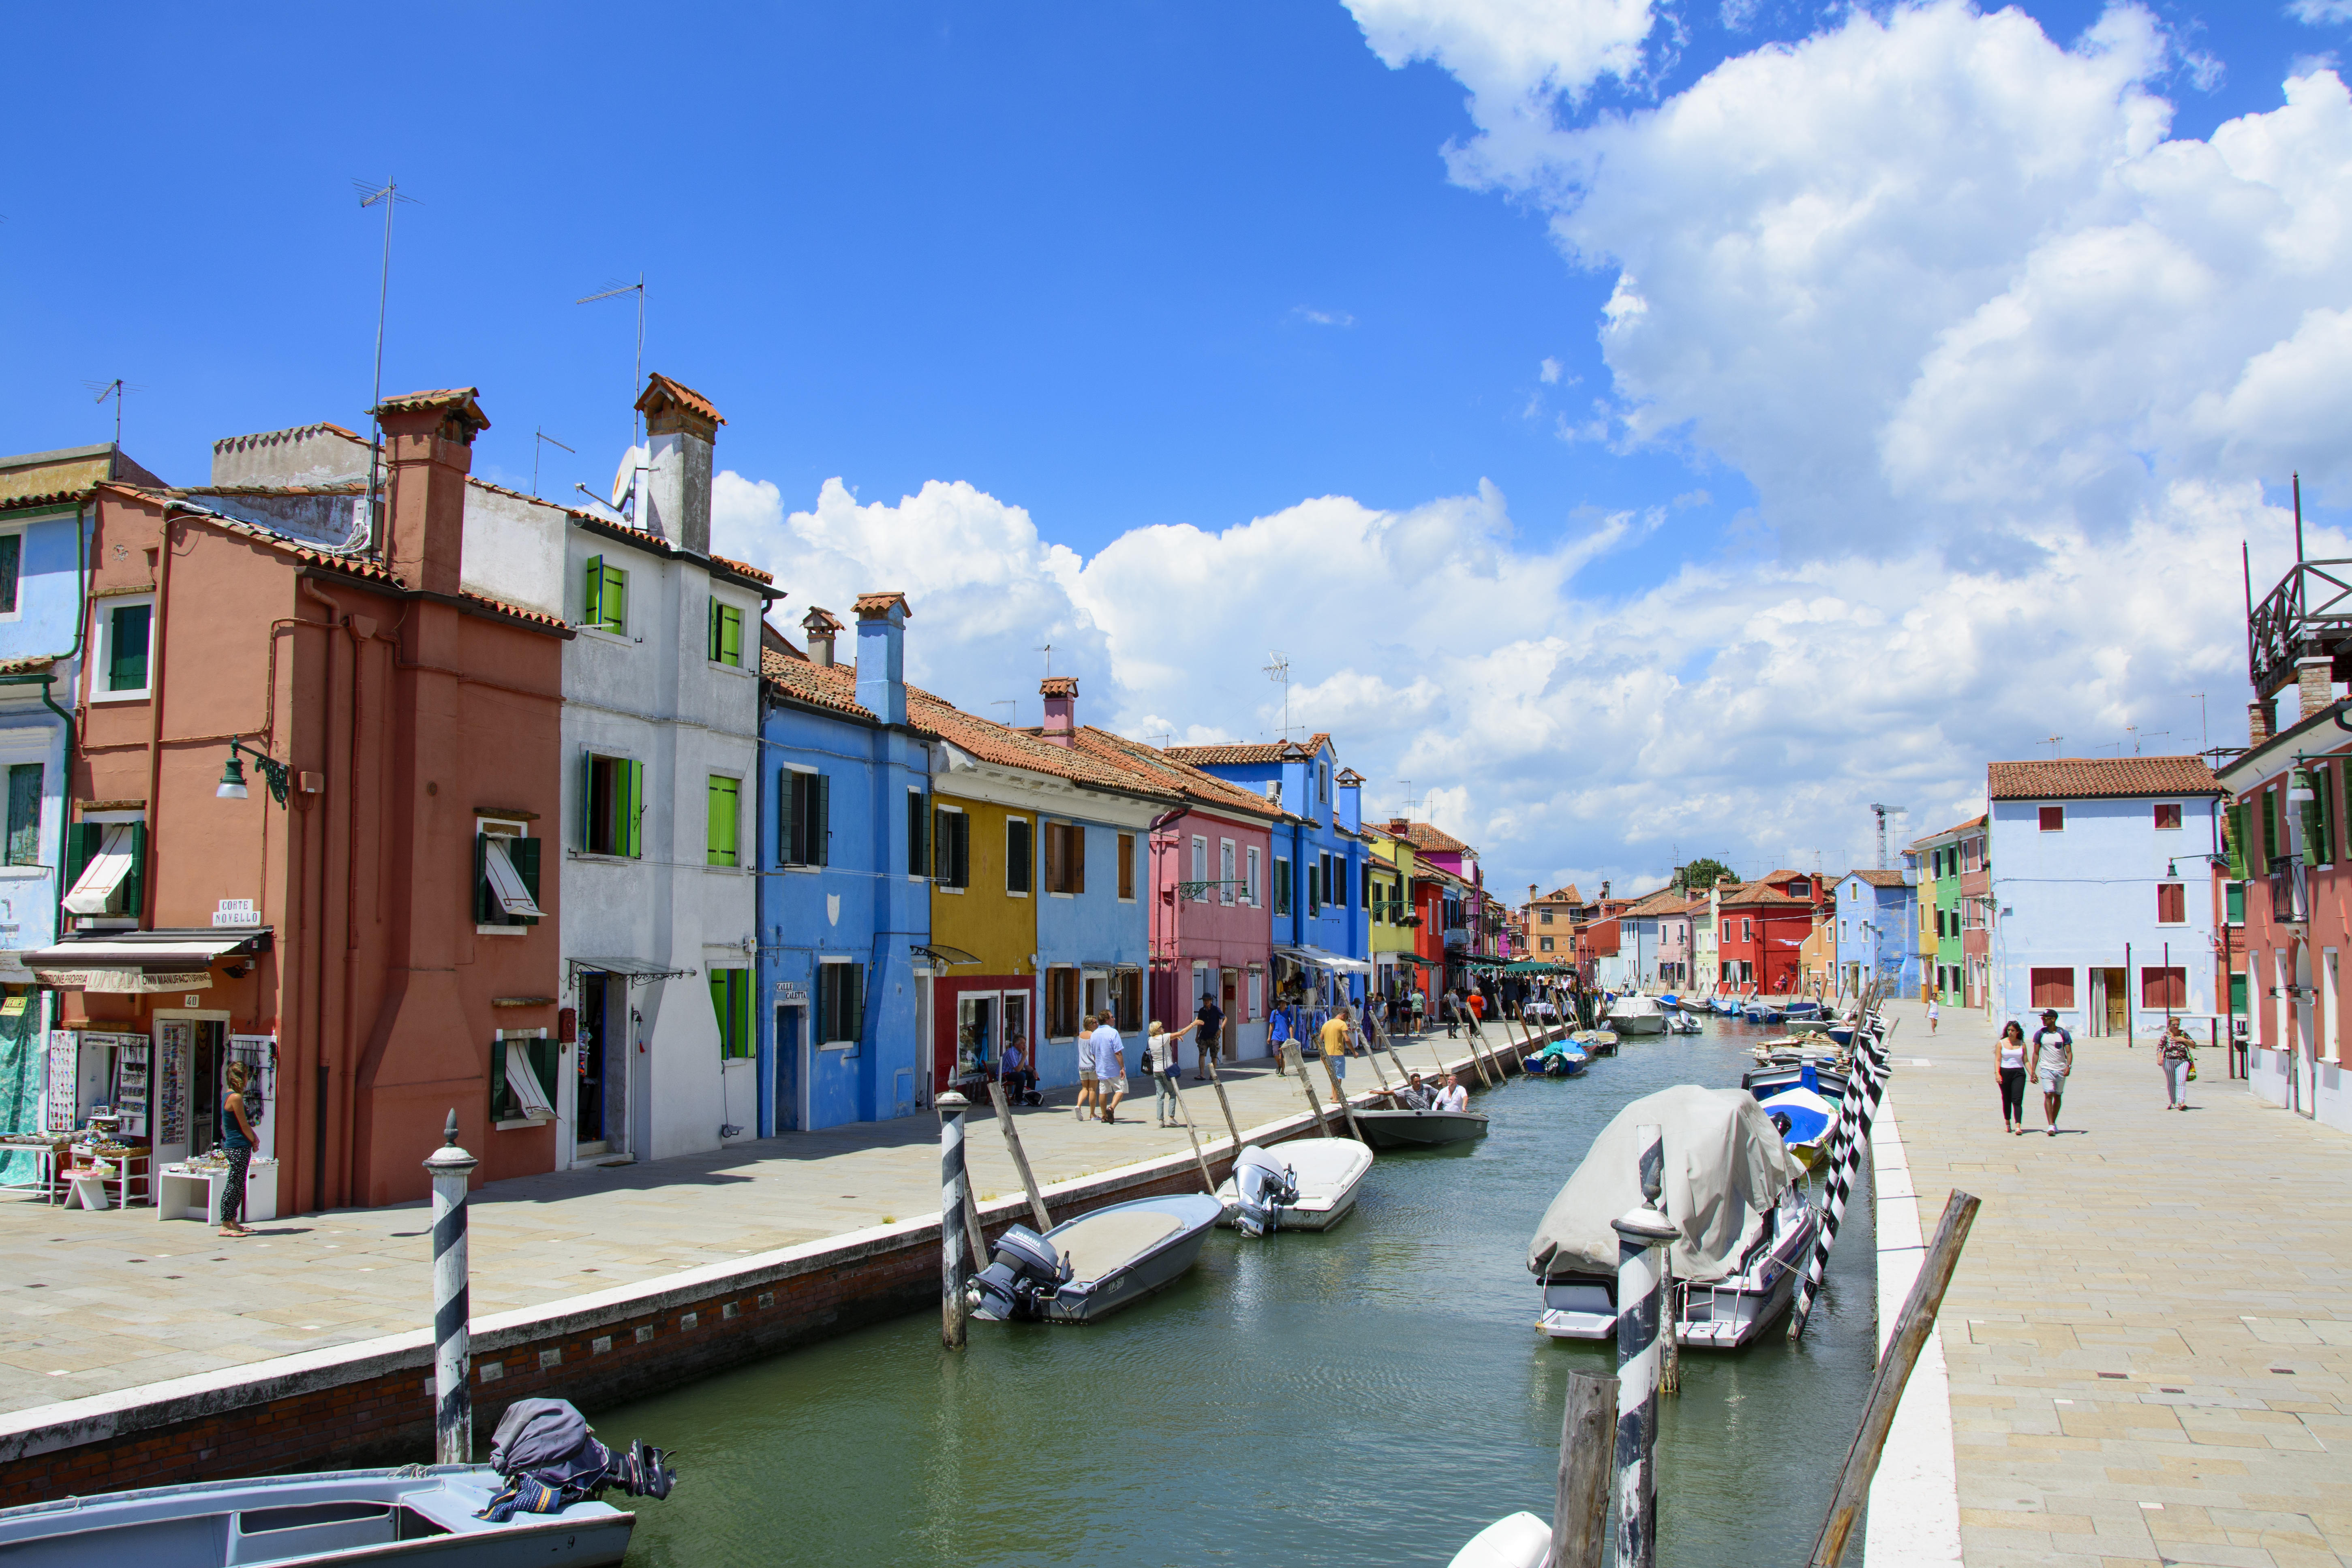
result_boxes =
[9,2,2352,889]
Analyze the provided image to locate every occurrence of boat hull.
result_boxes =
[1215,1138,1374,1233]
[977,1194,1226,1324]
[1355,1108,1489,1148]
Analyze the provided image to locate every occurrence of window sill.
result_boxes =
[89,689,151,704]
[704,864,747,875]
[818,1041,859,1054]
[495,1115,554,1132]
[707,661,754,678]
[477,925,529,937]
[570,851,639,865]
[0,865,47,879]
[577,627,632,645]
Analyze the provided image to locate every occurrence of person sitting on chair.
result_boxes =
[999,1040,1038,1105]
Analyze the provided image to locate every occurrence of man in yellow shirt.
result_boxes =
[1318,1005,1354,1083]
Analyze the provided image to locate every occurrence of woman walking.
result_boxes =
[218,1062,259,1238]
[1995,1021,2029,1134]
[2158,1018,2195,1110]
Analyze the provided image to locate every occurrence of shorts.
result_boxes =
[1079,1069,1097,1087]
[2036,1067,2067,1095]
[1324,1052,1345,1077]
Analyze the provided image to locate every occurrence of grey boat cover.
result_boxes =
[1525,1085,1801,1284]
[489,1398,606,1488]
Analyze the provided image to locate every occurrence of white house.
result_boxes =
[1986,757,2226,1039]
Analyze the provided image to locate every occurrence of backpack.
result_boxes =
[1140,1042,1157,1076]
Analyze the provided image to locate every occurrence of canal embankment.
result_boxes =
[0,1026,1559,1505]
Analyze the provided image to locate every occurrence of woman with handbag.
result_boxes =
[2158,1018,2196,1110]
[1145,1020,1199,1128]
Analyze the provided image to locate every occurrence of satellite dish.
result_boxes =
[609,449,640,517]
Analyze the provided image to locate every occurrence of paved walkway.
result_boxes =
[0,1025,1519,1416]
[1875,1000,2352,1568]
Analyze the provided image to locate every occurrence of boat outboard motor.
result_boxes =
[969,1224,1073,1320]
[476,1398,678,1523]
[1230,1147,1299,1238]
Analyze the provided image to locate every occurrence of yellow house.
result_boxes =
[1365,825,1426,1008]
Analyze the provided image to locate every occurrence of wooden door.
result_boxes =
[2100,969,2127,1033]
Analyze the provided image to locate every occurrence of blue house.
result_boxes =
[1166,735,1369,1010]
[755,597,931,1132]
[1833,869,1918,997]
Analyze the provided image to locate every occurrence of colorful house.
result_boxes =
[1367,827,1427,1006]
[1713,871,1823,994]
[1910,817,1985,1008]
[1833,869,1918,996]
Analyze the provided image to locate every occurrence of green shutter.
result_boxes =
[2226,803,2248,879]
[711,602,741,666]
[813,773,830,868]
[625,759,644,858]
[780,771,800,865]
[490,1037,511,1122]
[108,603,151,692]
[509,837,541,925]
[584,557,604,630]
[61,822,98,902]
[579,753,595,852]
[908,790,927,877]
[708,777,739,865]
[6,765,41,867]
[2262,791,2278,868]
[121,823,145,924]
[710,971,729,1054]
[2322,767,2339,866]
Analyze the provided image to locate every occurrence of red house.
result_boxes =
[1716,870,1828,995]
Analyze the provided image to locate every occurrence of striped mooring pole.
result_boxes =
[1612,1122,1679,1568]
[938,1091,971,1350]
[423,1109,478,1465]
[1787,1029,1892,1341]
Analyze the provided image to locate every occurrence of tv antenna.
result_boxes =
[2040,734,2063,757]
[532,429,574,497]
[1264,651,1291,739]
[2188,693,2207,752]
[2126,725,2170,756]
[577,274,647,458]
[355,177,419,548]
[1868,804,1907,870]
[1037,643,1054,678]
[989,700,1017,728]
[81,379,145,448]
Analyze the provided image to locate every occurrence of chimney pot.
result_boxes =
[800,607,842,670]
[372,388,486,597]
[1040,675,1079,747]
[636,374,723,554]
[2249,698,2276,746]
[2298,660,2334,724]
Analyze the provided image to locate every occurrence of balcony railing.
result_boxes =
[2249,557,2352,701]
[1442,925,1471,949]
[2270,854,2311,926]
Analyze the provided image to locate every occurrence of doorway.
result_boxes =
[1220,968,1239,1057]
[575,973,626,1160]
[774,1004,805,1133]
[2091,968,2127,1036]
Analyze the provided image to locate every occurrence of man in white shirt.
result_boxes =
[1436,1073,1469,1114]
[1090,1013,1128,1124]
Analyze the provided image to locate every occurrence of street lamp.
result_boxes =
[217,737,290,807]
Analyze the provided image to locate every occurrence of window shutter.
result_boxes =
[1042,821,1062,892]
[723,605,742,665]
[952,812,969,889]
[933,809,950,883]
[61,821,97,898]
[584,556,604,629]
[474,832,493,924]
[490,1037,511,1122]
[1070,825,1085,894]
[122,822,146,924]
[908,791,927,877]
[578,753,595,852]
[509,837,541,925]
[0,534,19,614]
[605,563,627,632]
[813,773,830,868]
[6,765,41,866]
[709,971,729,1048]
[781,771,800,865]
[847,964,865,1044]
[625,759,644,858]
[708,599,722,662]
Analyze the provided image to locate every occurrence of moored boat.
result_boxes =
[1355,1106,1489,1147]
[1707,994,1744,1016]
[1522,1039,1590,1078]
[1666,1010,1702,1035]
[1605,993,1667,1035]
[1447,1512,1554,1568]
[1757,1083,1839,1168]
[1215,1138,1374,1234]
[971,1193,1225,1322]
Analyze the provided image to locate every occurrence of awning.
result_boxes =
[26,929,273,993]
[483,836,543,920]
[910,943,982,967]
[1273,944,1372,976]
[505,1049,556,1121]
[569,955,694,986]
[61,824,137,916]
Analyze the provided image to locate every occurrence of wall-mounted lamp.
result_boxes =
[218,737,289,807]
[2288,765,2317,804]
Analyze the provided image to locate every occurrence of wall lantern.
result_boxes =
[2288,766,2317,804]
[218,736,290,807]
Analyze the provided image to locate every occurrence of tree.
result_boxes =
[1676,857,1736,892]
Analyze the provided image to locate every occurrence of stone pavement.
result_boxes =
[0,1024,1517,1417]
[1877,999,2352,1568]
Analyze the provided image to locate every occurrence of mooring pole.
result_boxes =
[1612,1123,1678,1568]
[1282,1044,1334,1137]
[1318,1050,1364,1142]
[1807,1191,1982,1568]
[1200,1049,1245,1150]
[1451,999,1495,1087]
[937,1091,971,1350]
[1163,1063,1221,1195]
[1789,1030,1893,1341]
[423,1110,477,1465]
[1550,1369,1618,1568]
[984,1079,1053,1233]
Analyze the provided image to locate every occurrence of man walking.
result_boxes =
[1319,1005,1354,1098]
[1091,1012,1128,1124]
[1194,990,1225,1081]
[2030,1007,2072,1135]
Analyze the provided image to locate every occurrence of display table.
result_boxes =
[53,1151,149,1210]
[155,1159,278,1225]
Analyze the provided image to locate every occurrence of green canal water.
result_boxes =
[599,1022,1881,1566]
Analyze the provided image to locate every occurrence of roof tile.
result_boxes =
[1987,756,2224,800]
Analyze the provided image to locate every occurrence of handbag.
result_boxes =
[2186,1059,2198,1081]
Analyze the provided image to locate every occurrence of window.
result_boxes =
[2226,802,2249,877]
[0,533,19,614]
[1244,846,1259,907]
[2039,805,2063,832]
[2226,881,2245,925]
[1741,918,1752,941]
[583,556,627,634]
[1007,818,1034,895]
[1084,972,1109,1024]
[706,776,741,866]
[1539,909,1554,925]
[1192,836,1209,901]
[2154,802,2182,831]
[708,598,743,666]
[1044,821,1085,895]
[817,960,865,1047]
[1789,878,1810,897]
[1114,969,1143,1032]
[2030,967,2075,1008]
[474,821,542,928]
[780,769,829,867]
[932,807,970,889]
[1046,967,1081,1038]
[1318,763,1329,802]
[1247,968,1263,1020]
[2140,967,2187,1010]
[5,764,39,866]
[907,790,929,877]
[1273,857,1292,916]
[583,753,644,857]
[1539,936,1554,953]
[1219,840,1236,905]
[2156,883,2186,924]
[96,598,153,698]
[62,819,144,922]
[2318,765,2339,866]
[709,968,754,1058]
[2262,789,2278,865]
[1118,833,1136,900]
[490,1033,558,1125]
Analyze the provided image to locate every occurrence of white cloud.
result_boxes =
[2292,0,2352,25]
[1294,306,1357,327]
[1539,355,1565,382]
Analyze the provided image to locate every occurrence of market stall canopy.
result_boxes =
[1273,944,1371,975]
[26,929,273,993]
[910,943,982,967]
[1504,960,1567,975]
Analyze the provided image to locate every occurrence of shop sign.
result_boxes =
[212,899,261,929]
[31,969,212,995]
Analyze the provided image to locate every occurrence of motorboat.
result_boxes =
[1742,1000,1787,1025]
[1447,1512,1554,1568]
[1742,1056,1851,1106]
[1569,1028,1618,1058]
[1355,1106,1489,1148]
[0,1400,674,1568]
[1708,993,1744,1016]
[1604,993,1667,1035]
[1757,1083,1839,1169]
[970,1193,1224,1322]
[1666,1010,1702,1035]
[1787,1016,1836,1037]
[1528,1085,1810,1349]
[1783,999,1824,1018]
[1657,993,1681,1010]
[1522,1039,1590,1078]
[1216,1138,1374,1235]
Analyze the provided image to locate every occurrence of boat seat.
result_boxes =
[1055,1211,1183,1283]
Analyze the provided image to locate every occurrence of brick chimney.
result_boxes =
[635,373,723,554]
[2249,698,2276,746]
[801,607,842,669]
[2298,659,2335,723]
[372,387,487,596]
[854,592,910,726]
[1388,816,1410,836]
[1040,676,1078,747]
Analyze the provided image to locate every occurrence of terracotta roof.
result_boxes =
[1716,882,1815,909]
[800,607,844,633]
[854,591,910,619]
[1398,821,1473,856]
[1335,768,1364,785]
[1070,729,1296,820]
[0,656,57,676]
[914,691,1175,799]
[1845,869,1908,888]
[636,373,726,427]
[373,388,489,432]
[211,421,367,454]
[1164,739,1318,765]
[1040,676,1079,697]
[762,648,876,721]
[710,551,775,586]
[1620,889,1691,917]
[1987,756,2224,800]
[1535,883,1581,905]
[565,507,779,593]
[175,483,368,499]
[1906,813,1989,850]
[466,477,569,510]
[0,489,94,513]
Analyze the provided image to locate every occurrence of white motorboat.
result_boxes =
[1216,1138,1374,1234]
[1604,993,1667,1035]
[1447,1511,1554,1568]
[969,1193,1225,1323]
[1527,1085,1810,1349]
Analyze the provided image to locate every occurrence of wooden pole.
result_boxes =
[1200,1049,1245,1150]
[1319,1050,1365,1142]
[1282,1044,1334,1137]
[1806,1189,1982,1568]
[984,1079,1052,1233]
[1549,1369,1618,1568]
[1612,1124,1677,1568]
[1164,1068,1221,1195]
[961,1180,989,1279]
[1451,999,1495,1087]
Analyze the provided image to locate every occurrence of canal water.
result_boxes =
[600,1021,1881,1566]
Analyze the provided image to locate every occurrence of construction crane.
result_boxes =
[1869,804,1907,870]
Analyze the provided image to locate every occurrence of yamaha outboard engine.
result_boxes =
[969,1224,1072,1320]
[476,1398,678,1523]
[1231,1147,1300,1238]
